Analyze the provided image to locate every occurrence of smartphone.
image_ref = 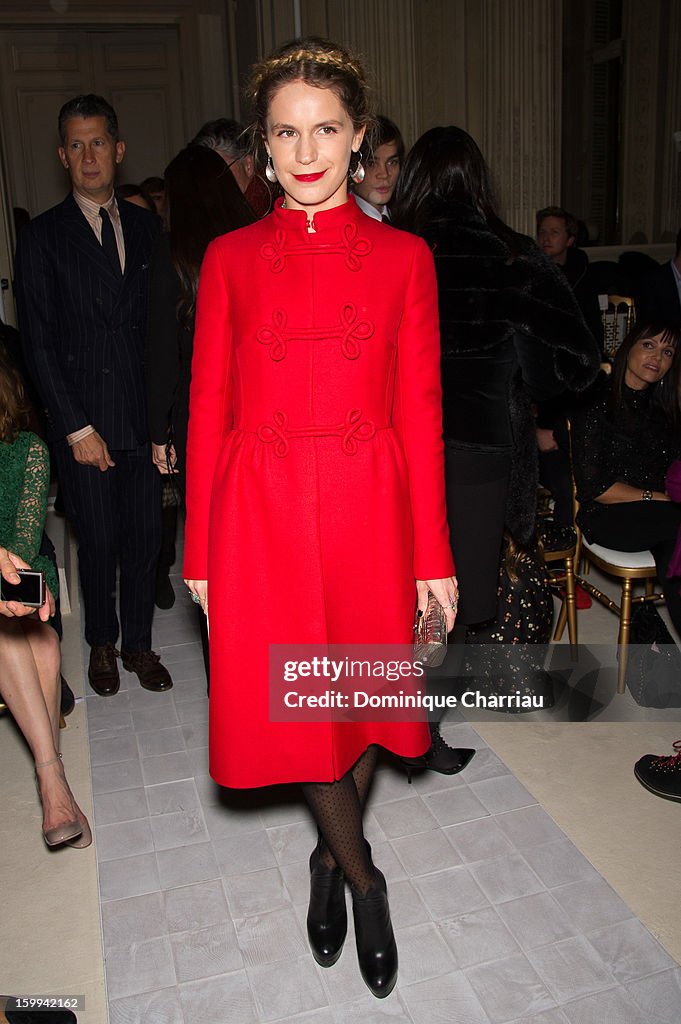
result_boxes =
[0,568,46,607]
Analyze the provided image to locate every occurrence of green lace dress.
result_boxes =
[0,430,58,598]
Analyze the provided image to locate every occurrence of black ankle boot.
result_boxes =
[352,867,397,998]
[307,843,347,967]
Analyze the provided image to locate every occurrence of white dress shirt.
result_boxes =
[354,194,389,222]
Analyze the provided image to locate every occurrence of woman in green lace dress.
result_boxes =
[0,345,91,847]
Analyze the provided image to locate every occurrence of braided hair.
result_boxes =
[248,37,374,135]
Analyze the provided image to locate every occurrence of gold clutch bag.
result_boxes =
[413,591,448,667]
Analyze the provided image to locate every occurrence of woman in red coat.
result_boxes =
[183,38,457,998]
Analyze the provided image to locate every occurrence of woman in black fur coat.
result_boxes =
[392,127,600,767]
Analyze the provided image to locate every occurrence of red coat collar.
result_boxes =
[271,194,364,233]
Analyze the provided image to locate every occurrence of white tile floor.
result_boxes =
[82,568,681,1024]
[5,513,681,1024]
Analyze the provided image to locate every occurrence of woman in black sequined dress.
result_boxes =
[572,322,681,638]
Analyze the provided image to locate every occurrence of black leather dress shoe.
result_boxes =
[88,644,120,696]
[307,842,347,967]
[352,868,397,998]
[60,674,76,716]
[121,649,173,691]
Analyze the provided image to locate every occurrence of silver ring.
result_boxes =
[190,593,201,605]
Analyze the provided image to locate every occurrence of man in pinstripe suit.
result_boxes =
[15,94,172,696]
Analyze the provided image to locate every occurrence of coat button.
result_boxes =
[102,368,110,375]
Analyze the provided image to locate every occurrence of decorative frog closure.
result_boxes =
[256,304,375,361]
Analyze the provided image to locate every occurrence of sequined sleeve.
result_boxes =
[571,398,617,504]
[572,385,680,504]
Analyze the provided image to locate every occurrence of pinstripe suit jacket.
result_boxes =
[15,194,159,449]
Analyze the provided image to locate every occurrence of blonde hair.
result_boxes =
[248,37,373,134]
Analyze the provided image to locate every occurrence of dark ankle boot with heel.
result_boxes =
[402,722,476,782]
[352,867,398,998]
[307,842,347,967]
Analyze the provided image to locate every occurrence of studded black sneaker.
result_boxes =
[634,741,681,802]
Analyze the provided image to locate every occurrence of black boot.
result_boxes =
[60,675,75,717]
[307,842,347,967]
[402,723,476,782]
[352,868,397,998]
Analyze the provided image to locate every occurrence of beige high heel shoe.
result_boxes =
[66,808,92,849]
[35,754,83,847]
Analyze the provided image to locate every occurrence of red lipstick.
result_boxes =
[293,171,326,182]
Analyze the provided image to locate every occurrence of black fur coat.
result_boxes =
[426,198,600,543]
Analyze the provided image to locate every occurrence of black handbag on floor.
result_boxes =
[625,603,681,708]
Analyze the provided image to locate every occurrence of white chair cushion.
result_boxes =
[582,539,656,570]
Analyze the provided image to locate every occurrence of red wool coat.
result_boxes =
[183,197,454,788]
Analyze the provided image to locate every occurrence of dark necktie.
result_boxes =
[99,206,121,275]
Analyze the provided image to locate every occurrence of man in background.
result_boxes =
[534,207,597,571]
[537,205,602,346]
[140,175,167,220]
[15,94,171,697]
[353,115,404,222]
[190,117,267,208]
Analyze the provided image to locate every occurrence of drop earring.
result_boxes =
[349,156,365,185]
[265,156,277,183]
